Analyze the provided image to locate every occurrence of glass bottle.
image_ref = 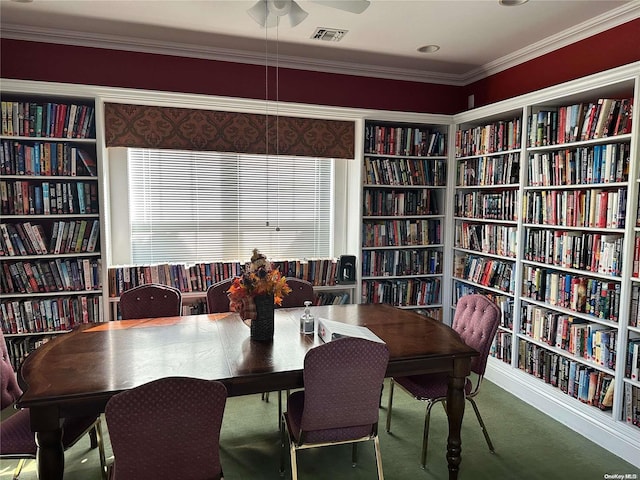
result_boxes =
[300,300,315,334]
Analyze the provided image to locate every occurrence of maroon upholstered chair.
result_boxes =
[279,278,314,309]
[119,283,182,320]
[385,294,501,468]
[206,278,234,313]
[280,337,389,480]
[0,330,107,479]
[105,377,227,480]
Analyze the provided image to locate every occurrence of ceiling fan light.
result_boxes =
[288,1,309,27]
[247,0,269,26]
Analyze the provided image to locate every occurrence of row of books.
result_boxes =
[456,153,520,187]
[414,307,443,322]
[453,254,514,293]
[634,236,640,279]
[1,295,103,335]
[623,383,640,429]
[455,117,522,158]
[1,220,99,256]
[527,143,630,187]
[527,98,633,147]
[521,266,621,322]
[360,278,441,306]
[362,188,439,217]
[626,338,640,381]
[524,230,623,277]
[0,101,96,139]
[1,140,97,177]
[520,304,616,368]
[361,219,441,247]
[454,190,519,222]
[1,179,99,216]
[517,340,614,411]
[453,284,514,329]
[108,257,345,297]
[4,336,51,371]
[314,291,351,306]
[361,249,442,277]
[363,157,447,186]
[522,188,627,229]
[491,330,512,364]
[1,258,102,295]
[455,222,518,259]
[364,124,447,157]
[630,285,640,328]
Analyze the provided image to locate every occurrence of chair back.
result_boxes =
[452,294,501,376]
[105,377,227,480]
[280,278,314,308]
[301,337,389,432]
[1,330,22,408]
[206,278,233,313]
[119,284,182,320]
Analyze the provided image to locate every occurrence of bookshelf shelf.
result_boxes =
[1,93,104,368]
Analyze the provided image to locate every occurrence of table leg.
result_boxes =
[446,372,466,480]
[36,428,65,480]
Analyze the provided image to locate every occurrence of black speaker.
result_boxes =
[336,255,356,284]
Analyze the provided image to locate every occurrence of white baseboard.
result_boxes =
[485,358,640,469]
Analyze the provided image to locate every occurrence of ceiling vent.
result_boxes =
[311,28,347,42]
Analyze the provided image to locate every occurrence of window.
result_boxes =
[127,148,334,264]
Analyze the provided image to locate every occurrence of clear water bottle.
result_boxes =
[300,300,315,334]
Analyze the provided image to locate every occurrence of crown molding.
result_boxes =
[2,3,638,87]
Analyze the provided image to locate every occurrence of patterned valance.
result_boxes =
[104,103,354,159]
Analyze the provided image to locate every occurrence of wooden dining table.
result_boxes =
[16,303,478,480]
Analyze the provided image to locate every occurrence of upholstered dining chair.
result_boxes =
[280,337,389,480]
[119,283,182,320]
[105,376,227,480]
[0,330,107,480]
[385,293,501,468]
[206,278,234,313]
[264,278,314,407]
[279,278,314,309]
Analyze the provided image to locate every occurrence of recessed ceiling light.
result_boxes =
[418,45,440,54]
[499,0,529,5]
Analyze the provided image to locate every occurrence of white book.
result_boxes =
[317,317,385,344]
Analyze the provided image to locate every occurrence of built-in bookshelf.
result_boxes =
[452,112,521,361]
[451,65,640,467]
[0,95,103,368]
[361,121,447,321]
[107,258,356,319]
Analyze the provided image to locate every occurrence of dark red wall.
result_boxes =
[0,39,464,114]
[464,18,640,110]
[1,18,638,115]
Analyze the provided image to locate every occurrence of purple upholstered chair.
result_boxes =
[206,278,234,313]
[105,377,227,480]
[279,278,314,309]
[385,294,501,468]
[281,337,389,480]
[0,330,107,479]
[119,283,182,320]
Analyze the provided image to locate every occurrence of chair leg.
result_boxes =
[262,392,270,402]
[374,436,385,480]
[468,397,495,453]
[385,379,395,433]
[289,443,298,480]
[94,418,108,480]
[279,414,286,477]
[12,459,26,480]
[352,443,358,467]
[421,400,437,469]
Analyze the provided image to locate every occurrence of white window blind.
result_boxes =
[127,148,334,264]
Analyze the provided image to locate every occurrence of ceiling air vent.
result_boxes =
[311,28,347,42]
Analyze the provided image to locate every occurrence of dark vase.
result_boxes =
[250,293,275,341]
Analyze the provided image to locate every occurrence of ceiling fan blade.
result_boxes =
[310,0,371,14]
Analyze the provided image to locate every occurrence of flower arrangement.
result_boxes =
[227,249,291,309]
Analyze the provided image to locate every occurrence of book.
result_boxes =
[317,317,385,344]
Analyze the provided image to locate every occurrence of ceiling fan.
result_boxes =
[247,0,371,28]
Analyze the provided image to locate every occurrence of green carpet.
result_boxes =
[1,379,638,479]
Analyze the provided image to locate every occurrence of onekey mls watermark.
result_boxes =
[604,474,638,479]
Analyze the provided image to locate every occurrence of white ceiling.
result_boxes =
[1,0,639,85]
